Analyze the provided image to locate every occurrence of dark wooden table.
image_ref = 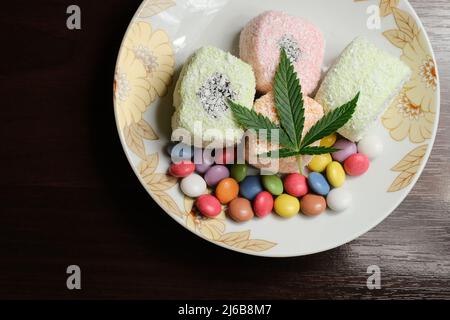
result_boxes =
[1,0,449,300]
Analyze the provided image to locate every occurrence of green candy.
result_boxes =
[262,175,284,196]
[231,164,247,182]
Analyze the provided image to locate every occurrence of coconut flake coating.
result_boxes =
[315,37,411,142]
[240,11,325,95]
[172,46,256,147]
[246,92,324,174]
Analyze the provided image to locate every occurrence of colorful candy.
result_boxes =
[195,163,213,175]
[300,194,326,216]
[166,143,176,157]
[215,147,236,165]
[326,161,346,188]
[332,139,357,162]
[283,173,308,197]
[326,188,352,212]
[196,194,222,218]
[180,173,207,198]
[239,176,264,200]
[193,148,215,174]
[228,198,254,222]
[357,135,383,160]
[320,133,337,148]
[204,165,230,187]
[308,153,332,173]
[230,164,248,182]
[274,194,300,218]
[169,161,195,178]
[215,178,239,204]
[344,153,370,176]
[169,131,377,222]
[253,191,274,218]
[261,175,284,196]
[168,142,194,162]
[308,172,330,196]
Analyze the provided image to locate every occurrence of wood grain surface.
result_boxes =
[0,0,449,299]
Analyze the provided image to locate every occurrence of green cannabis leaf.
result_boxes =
[265,148,303,159]
[299,93,360,150]
[228,47,360,173]
[273,49,305,151]
[299,146,340,155]
[228,100,292,148]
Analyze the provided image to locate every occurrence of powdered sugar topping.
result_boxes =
[197,72,238,119]
[278,34,301,63]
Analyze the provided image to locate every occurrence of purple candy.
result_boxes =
[196,163,213,174]
[194,148,215,174]
[332,139,357,162]
[204,165,230,187]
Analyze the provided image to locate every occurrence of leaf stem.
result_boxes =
[297,155,303,175]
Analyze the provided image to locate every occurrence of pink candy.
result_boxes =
[344,153,370,176]
[253,191,274,218]
[283,173,308,197]
[169,161,195,178]
[196,195,222,218]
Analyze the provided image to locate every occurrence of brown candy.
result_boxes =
[228,198,254,222]
[300,194,326,216]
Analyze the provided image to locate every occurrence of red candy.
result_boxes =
[253,191,274,218]
[344,153,370,176]
[169,161,195,178]
[283,173,308,197]
[196,195,222,218]
[215,148,236,165]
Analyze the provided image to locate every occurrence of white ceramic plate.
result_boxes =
[113,0,440,257]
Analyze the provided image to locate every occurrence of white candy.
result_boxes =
[327,188,352,212]
[180,174,207,198]
[357,135,383,160]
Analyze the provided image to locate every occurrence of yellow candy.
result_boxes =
[274,194,300,218]
[320,133,337,148]
[308,153,332,173]
[326,161,346,188]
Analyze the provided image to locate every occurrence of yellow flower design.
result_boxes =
[114,49,152,129]
[124,21,175,102]
[401,33,437,113]
[382,90,435,143]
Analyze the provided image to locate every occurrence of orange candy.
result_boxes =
[215,178,239,204]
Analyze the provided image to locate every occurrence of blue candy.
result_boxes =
[167,142,193,162]
[308,172,330,196]
[239,176,263,200]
